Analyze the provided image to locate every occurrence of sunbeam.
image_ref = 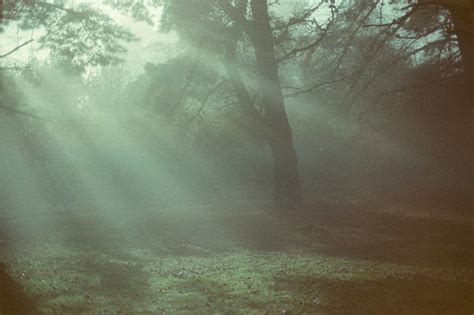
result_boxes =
[1,0,472,313]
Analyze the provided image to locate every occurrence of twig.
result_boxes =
[285,74,354,97]
[284,75,352,97]
[0,39,34,58]
[187,80,227,123]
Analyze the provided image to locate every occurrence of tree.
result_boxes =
[0,0,137,123]
[286,0,472,119]
[365,0,473,108]
[156,0,313,208]
[250,0,302,208]
[0,0,136,72]
[417,1,473,104]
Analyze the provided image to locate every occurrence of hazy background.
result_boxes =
[1,0,471,223]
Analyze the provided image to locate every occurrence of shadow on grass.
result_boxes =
[40,200,473,271]
[274,274,474,314]
[290,201,474,269]
[0,262,39,315]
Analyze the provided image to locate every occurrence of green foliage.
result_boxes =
[103,0,157,24]
[1,1,137,72]
[160,0,233,51]
[134,56,215,116]
[40,5,137,72]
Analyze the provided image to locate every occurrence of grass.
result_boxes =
[1,199,473,314]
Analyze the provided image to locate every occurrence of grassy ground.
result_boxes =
[0,198,473,314]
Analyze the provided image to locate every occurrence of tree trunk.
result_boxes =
[250,0,303,208]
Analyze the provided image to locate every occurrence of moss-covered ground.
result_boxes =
[1,199,473,314]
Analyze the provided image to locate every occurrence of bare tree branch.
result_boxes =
[329,1,379,78]
[275,0,346,63]
[0,65,29,71]
[363,3,418,28]
[359,38,449,93]
[284,75,352,98]
[272,1,325,32]
[276,26,330,63]
[0,39,34,58]
[187,80,228,123]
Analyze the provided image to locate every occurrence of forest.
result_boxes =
[0,0,472,313]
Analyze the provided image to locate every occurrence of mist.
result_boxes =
[0,0,472,313]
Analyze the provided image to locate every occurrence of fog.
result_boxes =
[0,1,472,313]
